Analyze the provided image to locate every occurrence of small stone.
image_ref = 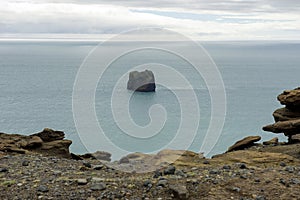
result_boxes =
[256,196,266,200]
[175,170,187,178]
[143,180,152,187]
[231,187,241,192]
[238,163,247,169]
[37,185,49,193]
[169,184,188,200]
[280,162,286,167]
[285,166,295,173]
[83,162,92,168]
[93,165,104,170]
[254,178,260,183]
[203,160,210,164]
[90,182,106,191]
[119,157,130,164]
[0,168,8,173]
[153,170,162,178]
[157,180,168,187]
[240,175,247,179]
[77,179,88,185]
[279,178,287,186]
[265,180,271,184]
[209,169,219,175]
[223,165,231,170]
[164,165,176,175]
[22,160,30,166]
[91,177,105,182]
[290,178,300,184]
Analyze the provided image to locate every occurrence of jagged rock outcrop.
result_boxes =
[227,136,261,152]
[263,88,300,143]
[127,70,156,92]
[0,128,72,158]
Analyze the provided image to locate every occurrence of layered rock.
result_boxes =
[227,136,261,152]
[263,88,300,143]
[127,70,156,92]
[0,128,72,158]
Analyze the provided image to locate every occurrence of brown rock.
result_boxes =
[24,136,43,148]
[273,107,300,122]
[33,128,65,142]
[213,150,296,165]
[40,140,72,158]
[263,137,279,145]
[278,88,300,108]
[169,184,189,200]
[0,129,72,158]
[263,119,300,135]
[227,136,261,152]
[290,134,300,144]
[81,151,112,162]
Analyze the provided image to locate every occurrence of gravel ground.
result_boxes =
[1,152,300,200]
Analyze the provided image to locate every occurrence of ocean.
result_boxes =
[0,40,299,160]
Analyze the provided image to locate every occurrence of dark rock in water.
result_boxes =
[127,70,156,92]
[263,137,279,145]
[227,136,261,152]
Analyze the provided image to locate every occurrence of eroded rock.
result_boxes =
[127,70,156,92]
[227,136,261,152]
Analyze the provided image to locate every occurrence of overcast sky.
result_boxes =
[1,0,300,40]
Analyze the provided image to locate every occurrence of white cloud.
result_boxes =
[0,0,299,40]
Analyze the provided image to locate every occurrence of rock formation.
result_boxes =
[0,128,72,158]
[263,87,300,143]
[127,70,156,92]
[227,136,261,152]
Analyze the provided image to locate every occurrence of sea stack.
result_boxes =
[127,70,156,92]
[263,87,300,143]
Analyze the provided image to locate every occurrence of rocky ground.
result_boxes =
[0,144,300,200]
[1,88,300,199]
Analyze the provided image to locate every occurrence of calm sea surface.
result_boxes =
[0,41,299,159]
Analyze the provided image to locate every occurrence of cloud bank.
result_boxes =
[1,0,299,40]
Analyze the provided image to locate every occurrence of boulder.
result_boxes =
[278,88,300,108]
[227,136,261,152]
[33,128,65,142]
[263,119,300,135]
[39,140,72,158]
[0,129,72,158]
[127,70,156,92]
[263,137,279,145]
[290,134,300,144]
[273,107,300,122]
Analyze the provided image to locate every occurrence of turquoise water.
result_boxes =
[0,41,299,159]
